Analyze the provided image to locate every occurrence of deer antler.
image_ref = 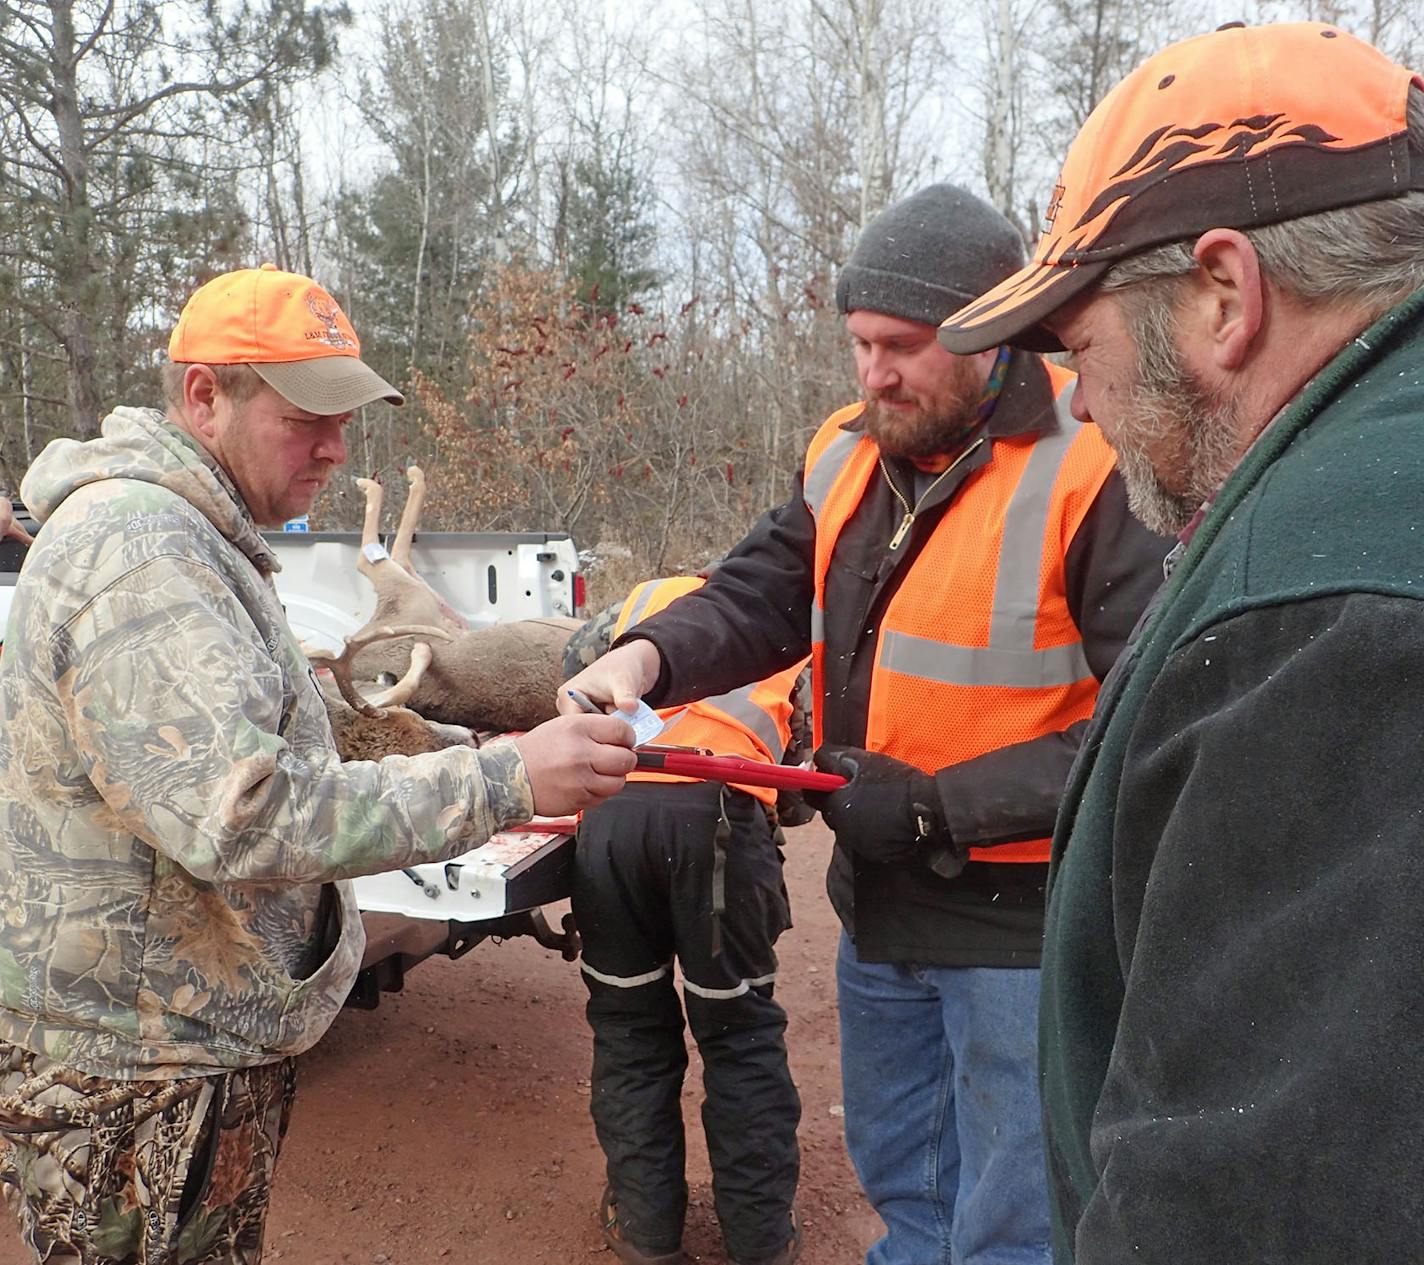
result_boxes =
[308,624,452,717]
[366,641,433,710]
[392,465,426,573]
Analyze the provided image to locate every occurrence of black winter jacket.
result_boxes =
[626,351,1168,967]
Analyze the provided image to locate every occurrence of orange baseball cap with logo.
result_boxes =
[168,264,403,412]
[938,22,1424,354]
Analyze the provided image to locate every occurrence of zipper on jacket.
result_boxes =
[880,437,986,552]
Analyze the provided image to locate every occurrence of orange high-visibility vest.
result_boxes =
[615,576,804,806]
[803,364,1114,862]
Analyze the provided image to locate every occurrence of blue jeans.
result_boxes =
[837,932,1050,1265]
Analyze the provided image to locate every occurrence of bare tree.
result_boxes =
[505,0,558,254]
[545,0,659,312]
[0,0,344,439]
[978,0,1037,232]
[244,82,320,277]
[650,0,948,505]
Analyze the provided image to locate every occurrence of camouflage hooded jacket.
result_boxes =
[0,408,533,1080]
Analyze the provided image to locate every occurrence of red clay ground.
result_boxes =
[0,819,877,1265]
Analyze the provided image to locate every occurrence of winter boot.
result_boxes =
[728,1209,803,1265]
[600,1185,687,1265]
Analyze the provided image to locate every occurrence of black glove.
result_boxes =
[775,787,818,828]
[810,745,964,875]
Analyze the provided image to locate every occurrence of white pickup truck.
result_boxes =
[266,526,586,1007]
[0,511,589,1009]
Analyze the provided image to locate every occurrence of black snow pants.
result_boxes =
[572,780,801,1261]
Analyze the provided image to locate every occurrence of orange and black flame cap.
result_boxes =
[939,23,1424,354]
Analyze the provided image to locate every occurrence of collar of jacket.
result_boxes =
[21,407,280,577]
[186,429,281,575]
[836,346,1060,444]
[131,411,282,576]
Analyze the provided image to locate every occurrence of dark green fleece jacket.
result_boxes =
[1040,286,1424,1264]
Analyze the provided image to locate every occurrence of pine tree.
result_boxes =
[0,0,346,443]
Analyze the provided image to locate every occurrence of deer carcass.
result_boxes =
[310,467,581,735]
[307,631,480,761]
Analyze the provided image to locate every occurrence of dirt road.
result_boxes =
[0,820,876,1264]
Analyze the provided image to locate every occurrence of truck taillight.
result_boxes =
[573,572,587,615]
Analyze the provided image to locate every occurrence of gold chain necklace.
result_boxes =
[879,436,986,551]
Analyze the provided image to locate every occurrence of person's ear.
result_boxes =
[182,365,221,436]
[1190,229,1265,372]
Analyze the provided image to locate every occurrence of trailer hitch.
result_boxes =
[526,909,580,961]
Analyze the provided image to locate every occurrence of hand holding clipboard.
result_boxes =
[564,688,847,793]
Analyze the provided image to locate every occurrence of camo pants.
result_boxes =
[0,1041,295,1264]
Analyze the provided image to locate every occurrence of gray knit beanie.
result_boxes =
[836,184,1026,327]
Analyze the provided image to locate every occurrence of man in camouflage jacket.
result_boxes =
[0,266,634,1264]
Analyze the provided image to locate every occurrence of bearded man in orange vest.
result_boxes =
[560,185,1169,1265]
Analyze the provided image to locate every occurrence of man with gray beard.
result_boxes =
[562,184,1169,1265]
[940,20,1424,1265]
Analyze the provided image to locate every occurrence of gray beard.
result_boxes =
[1115,444,1203,536]
[1114,300,1244,537]
[1113,390,1241,537]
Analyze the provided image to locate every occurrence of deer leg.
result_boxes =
[381,464,469,631]
[354,474,421,594]
[391,465,426,573]
[355,477,383,548]
[0,498,32,546]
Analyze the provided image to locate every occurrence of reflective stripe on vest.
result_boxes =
[802,371,1114,862]
[613,577,804,804]
[877,394,1093,690]
[698,679,786,759]
[618,580,663,632]
[805,425,862,653]
[804,427,862,518]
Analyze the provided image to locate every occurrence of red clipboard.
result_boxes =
[633,749,847,792]
[497,751,845,834]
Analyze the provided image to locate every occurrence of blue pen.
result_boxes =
[565,687,604,715]
[568,688,664,745]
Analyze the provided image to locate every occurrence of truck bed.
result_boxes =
[349,824,582,1010]
[353,822,575,921]
[264,529,580,650]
